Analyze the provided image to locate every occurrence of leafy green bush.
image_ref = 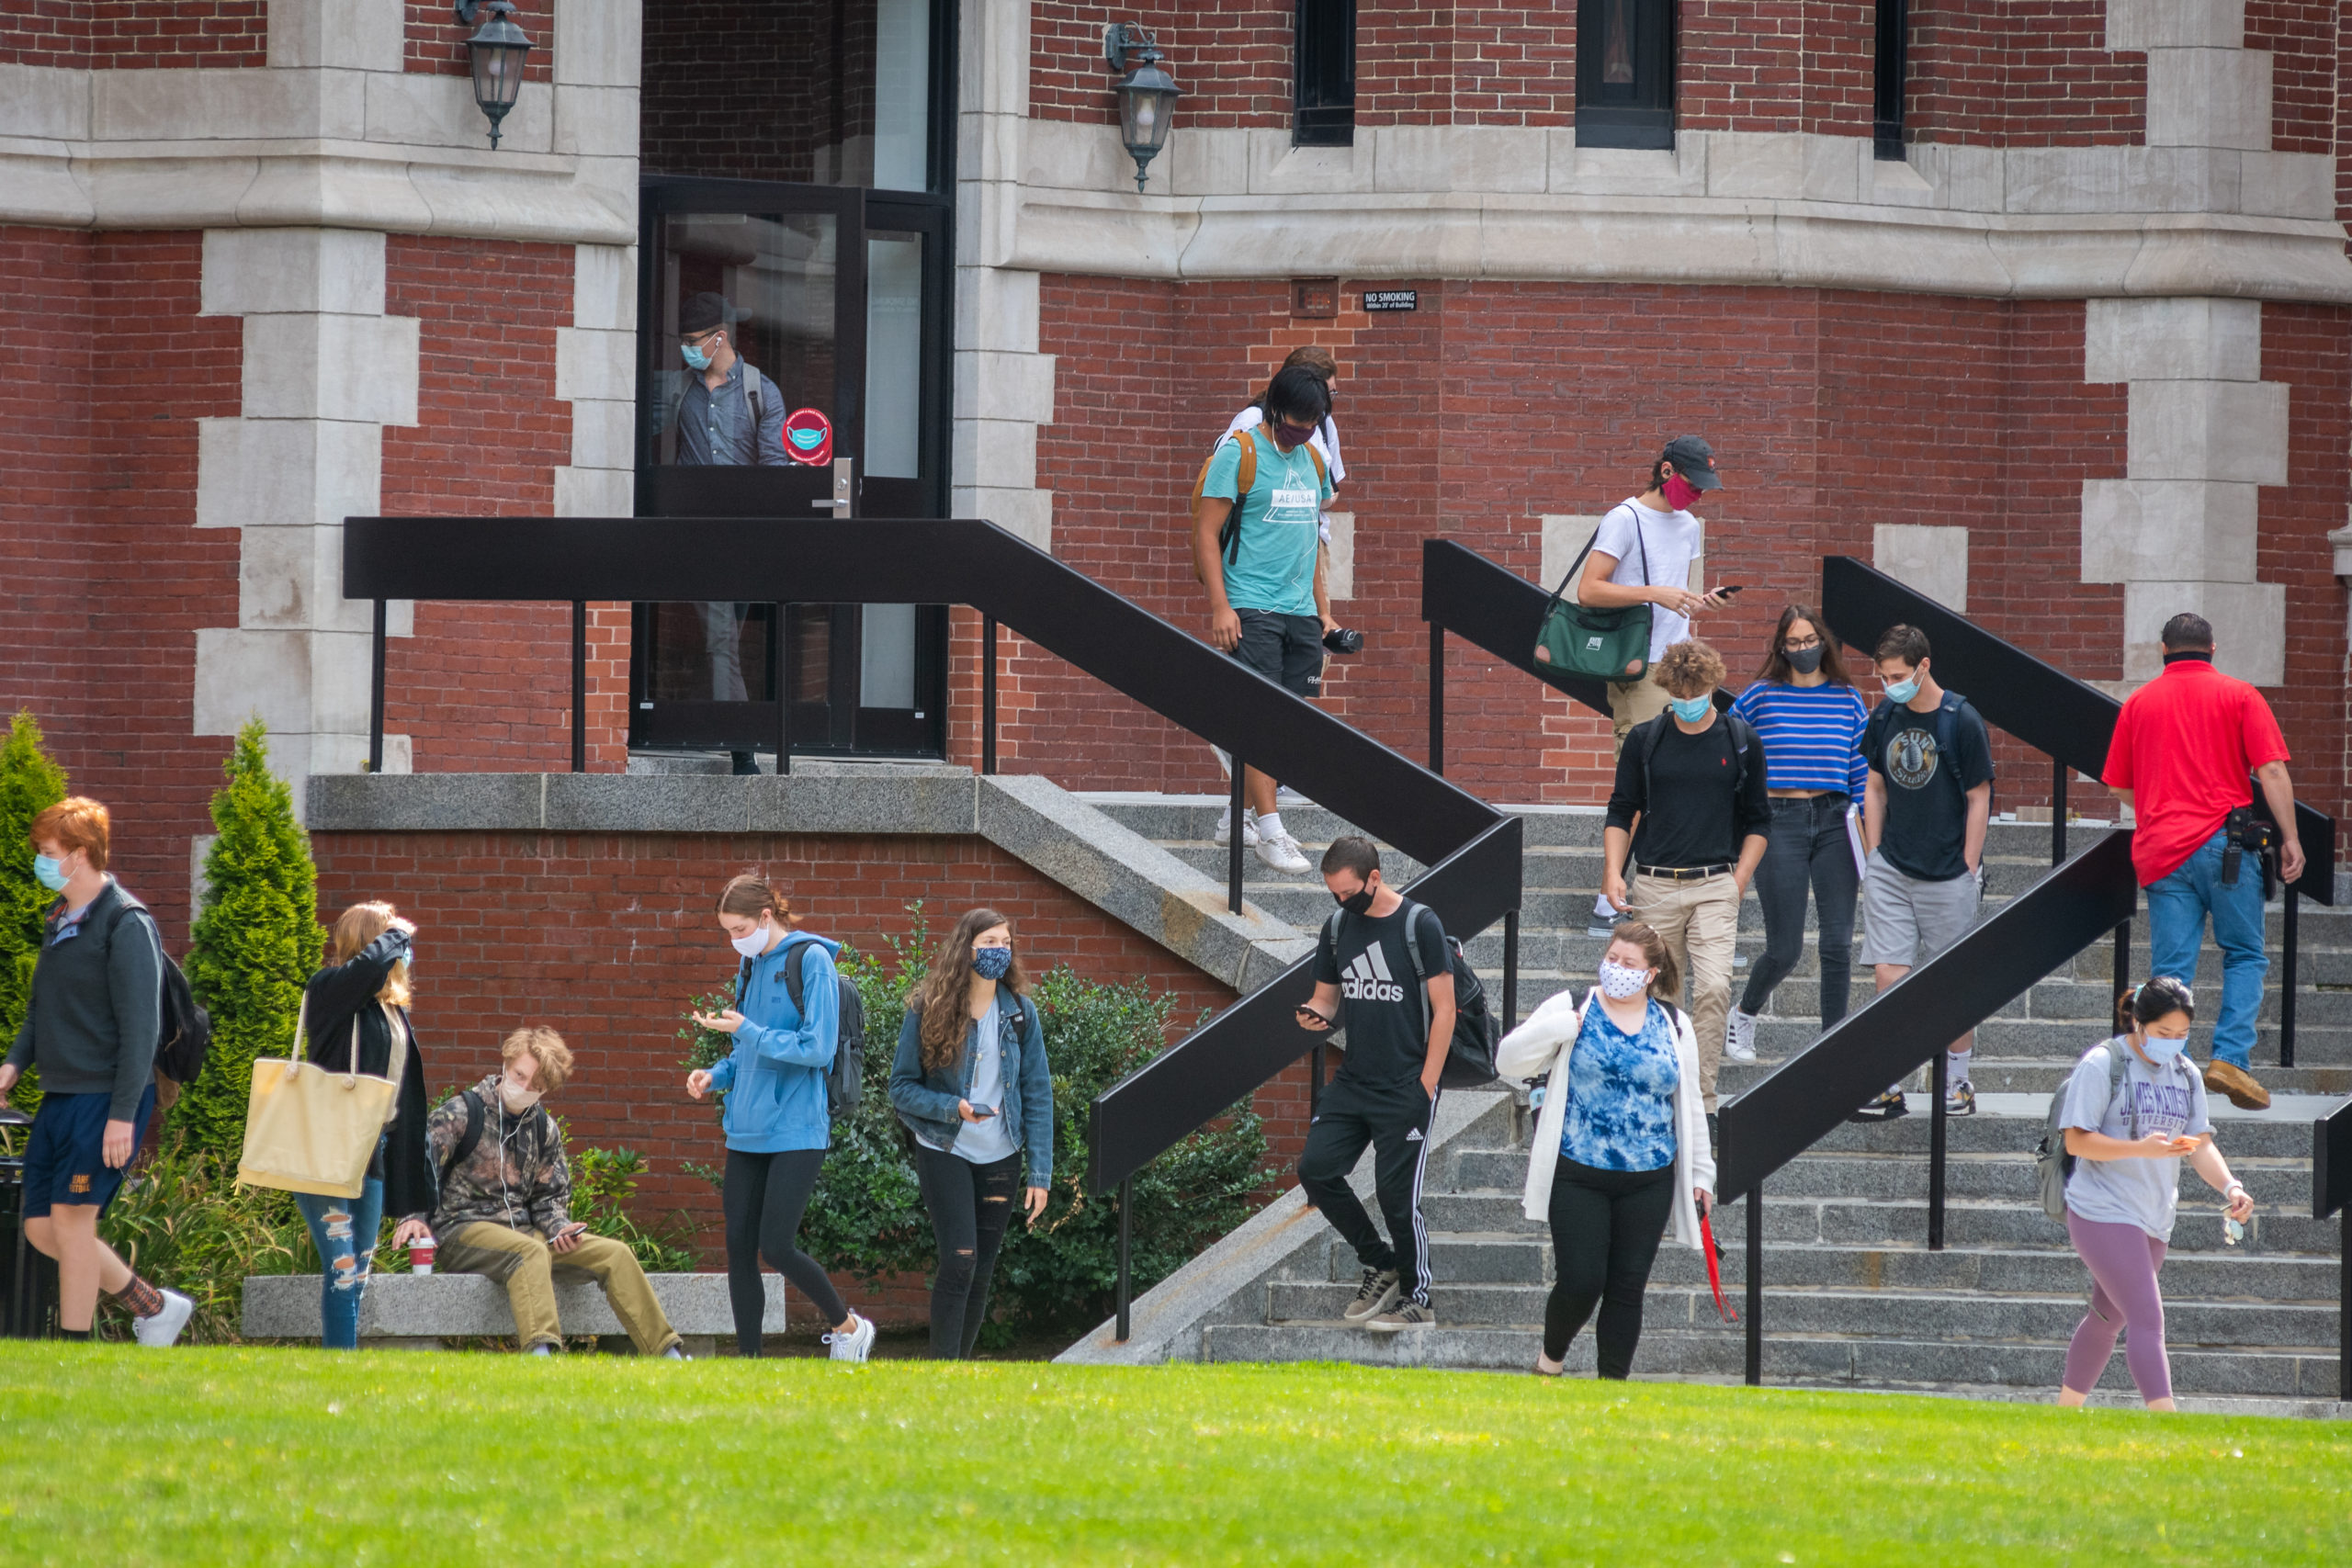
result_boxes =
[678,905,1277,1345]
[569,1142,700,1273]
[96,1136,308,1344]
[0,710,68,1117]
[175,720,322,1162]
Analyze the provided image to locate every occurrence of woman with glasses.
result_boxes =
[1723,605,1871,1065]
[889,908,1054,1359]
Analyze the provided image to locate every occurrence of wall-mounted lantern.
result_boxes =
[1104,23,1181,193]
[456,2,535,151]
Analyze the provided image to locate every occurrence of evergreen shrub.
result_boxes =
[0,711,68,1116]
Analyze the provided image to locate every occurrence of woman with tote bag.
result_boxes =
[1498,921,1715,1380]
[285,903,433,1349]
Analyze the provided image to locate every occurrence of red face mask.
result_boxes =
[1661,473,1702,510]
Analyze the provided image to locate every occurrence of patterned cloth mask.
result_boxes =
[1596,959,1651,1000]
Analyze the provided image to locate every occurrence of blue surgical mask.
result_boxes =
[32,854,68,893]
[2139,1033,2188,1066]
[681,342,713,371]
[973,945,1012,982]
[1883,674,1921,704]
[1668,694,1713,724]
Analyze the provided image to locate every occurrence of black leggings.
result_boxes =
[913,1145,1023,1359]
[1544,1156,1676,1377]
[722,1147,847,1355]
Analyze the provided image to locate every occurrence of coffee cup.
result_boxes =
[407,1235,436,1274]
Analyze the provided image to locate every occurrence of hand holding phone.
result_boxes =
[1295,1004,1332,1033]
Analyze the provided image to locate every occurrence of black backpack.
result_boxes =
[737,940,865,1122]
[1323,899,1501,1089]
[98,893,212,1087]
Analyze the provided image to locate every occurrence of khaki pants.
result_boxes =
[1607,676,1670,755]
[439,1222,682,1355]
[1627,870,1742,1111]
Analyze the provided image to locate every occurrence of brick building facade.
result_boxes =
[4,1,2350,1303]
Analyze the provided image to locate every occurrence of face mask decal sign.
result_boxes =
[783,407,834,467]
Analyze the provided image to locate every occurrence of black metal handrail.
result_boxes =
[344,514,1521,1341]
[2318,1099,2351,1401]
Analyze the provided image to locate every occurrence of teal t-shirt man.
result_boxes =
[1201,428,1331,616]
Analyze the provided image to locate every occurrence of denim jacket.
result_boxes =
[888,988,1053,1188]
[705,931,839,1153]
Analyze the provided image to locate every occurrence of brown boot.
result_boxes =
[2202,1058,2271,1111]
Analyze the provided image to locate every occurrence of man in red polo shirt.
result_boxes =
[2102,614,2305,1110]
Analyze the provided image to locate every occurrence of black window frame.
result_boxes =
[1873,0,1909,161]
[1575,0,1675,151]
[1294,0,1356,147]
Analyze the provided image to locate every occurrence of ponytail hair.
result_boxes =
[716,871,794,925]
[2118,976,2195,1034]
[1605,920,1682,1005]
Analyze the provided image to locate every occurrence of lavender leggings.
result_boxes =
[2064,1211,2172,1403]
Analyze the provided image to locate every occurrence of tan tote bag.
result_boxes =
[236,995,396,1199]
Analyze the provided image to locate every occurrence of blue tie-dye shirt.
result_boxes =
[1560,998,1680,1173]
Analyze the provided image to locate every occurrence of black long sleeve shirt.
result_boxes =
[1605,714,1773,869]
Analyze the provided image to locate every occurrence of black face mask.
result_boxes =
[1785,645,1825,675]
[1333,886,1375,916]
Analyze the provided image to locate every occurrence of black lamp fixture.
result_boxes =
[1103,23,1181,193]
[455,1,535,150]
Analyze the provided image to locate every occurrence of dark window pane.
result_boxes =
[1295,0,1356,147]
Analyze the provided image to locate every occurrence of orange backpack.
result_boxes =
[1191,426,1329,568]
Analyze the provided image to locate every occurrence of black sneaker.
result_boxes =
[1848,1090,1908,1122]
[1341,1267,1401,1325]
[729,750,762,776]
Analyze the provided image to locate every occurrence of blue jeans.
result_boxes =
[293,1152,388,1351]
[2145,827,2268,1070]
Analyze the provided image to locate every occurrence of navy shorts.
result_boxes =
[1231,608,1324,698]
[21,1083,155,1220]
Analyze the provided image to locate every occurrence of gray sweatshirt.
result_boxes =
[6,879,162,1120]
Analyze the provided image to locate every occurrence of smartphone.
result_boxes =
[1713,584,1744,599]
[967,1103,996,1119]
[1295,1004,1331,1030]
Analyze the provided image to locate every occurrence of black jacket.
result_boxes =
[301,928,434,1219]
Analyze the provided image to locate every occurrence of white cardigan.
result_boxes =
[1496,987,1718,1249]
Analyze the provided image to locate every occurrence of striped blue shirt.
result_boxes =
[1730,681,1870,796]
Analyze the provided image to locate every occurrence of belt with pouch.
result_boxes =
[1634,863,1732,881]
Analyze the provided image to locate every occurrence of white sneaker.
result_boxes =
[825,1312,876,1363]
[132,1288,194,1348]
[1254,829,1312,875]
[1214,807,1258,847]
[1724,1010,1759,1065]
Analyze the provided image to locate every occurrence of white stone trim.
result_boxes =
[1871,525,1971,614]
[554,243,638,522]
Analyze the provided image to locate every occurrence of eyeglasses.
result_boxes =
[1782,636,1822,651]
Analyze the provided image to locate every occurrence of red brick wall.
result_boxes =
[1905,0,2147,147]
[376,236,627,774]
[2247,0,2335,156]
[405,0,555,81]
[0,229,242,943]
[307,829,1272,1303]
[1031,2,1293,128]
[0,1,266,68]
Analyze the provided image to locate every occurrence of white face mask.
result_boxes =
[499,1080,541,1114]
[1596,959,1652,1000]
[729,919,771,960]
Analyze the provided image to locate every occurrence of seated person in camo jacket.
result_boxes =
[392,1027,684,1358]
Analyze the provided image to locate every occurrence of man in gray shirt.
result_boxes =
[0,797,193,1345]
[659,291,789,773]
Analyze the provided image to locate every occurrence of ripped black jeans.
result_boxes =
[912,1145,1023,1358]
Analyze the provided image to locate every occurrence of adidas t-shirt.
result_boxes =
[1313,903,1453,1089]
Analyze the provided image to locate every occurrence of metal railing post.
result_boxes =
[2339,1214,2348,1402]
[368,598,387,773]
[1503,908,1521,1032]
[2113,917,2131,1003]
[1928,1051,1948,1251]
[2279,886,2300,1068]
[1428,622,1444,775]
[570,600,587,773]
[1115,1177,1133,1343]
[1745,1184,1763,1386]
[1309,1043,1326,1122]
[2052,758,2067,866]
[1227,762,1246,916]
[981,613,998,776]
[775,604,791,776]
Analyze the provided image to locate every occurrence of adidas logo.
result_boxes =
[1339,944,1407,1004]
[1405,1128,1423,1143]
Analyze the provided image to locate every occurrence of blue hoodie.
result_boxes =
[705,931,840,1153]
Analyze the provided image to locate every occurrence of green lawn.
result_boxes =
[1,1345,2345,1565]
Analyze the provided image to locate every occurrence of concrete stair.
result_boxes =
[1077,794,2350,1410]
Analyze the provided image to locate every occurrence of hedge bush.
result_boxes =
[0,710,68,1118]
[175,720,322,1163]
[679,905,1277,1344]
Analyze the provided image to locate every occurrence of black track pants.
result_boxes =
[1296,1075,1440,1305]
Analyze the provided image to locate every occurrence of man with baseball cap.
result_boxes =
[1577,434,1733,933]
[658,290,789,773]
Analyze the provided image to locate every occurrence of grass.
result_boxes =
[0,1346,2345,1566]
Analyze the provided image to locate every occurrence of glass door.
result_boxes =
[630,180,949,759]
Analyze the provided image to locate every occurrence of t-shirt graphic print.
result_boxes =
[1313,902,1453,1089]
[1340,942,1408,1006]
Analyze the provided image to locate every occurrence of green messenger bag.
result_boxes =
[1533,517,1655,682]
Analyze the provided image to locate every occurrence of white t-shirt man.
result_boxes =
[1225,406,1343,543]
[1589,496,1702,664]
